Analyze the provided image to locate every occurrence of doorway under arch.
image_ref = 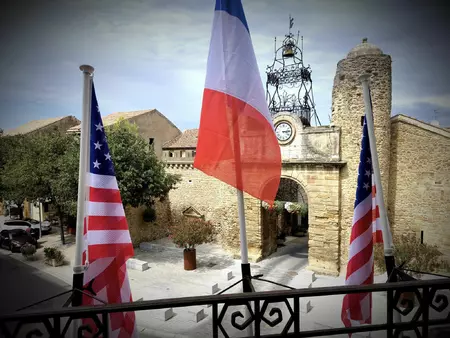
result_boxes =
[275,177,309,237]
[260,176,309,258]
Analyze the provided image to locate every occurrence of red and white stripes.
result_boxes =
[342,176,383,329]
[82,172,136,338]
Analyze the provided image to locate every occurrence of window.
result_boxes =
[169,152,173,158]
[192,151,196,157]
[149,138,154,150]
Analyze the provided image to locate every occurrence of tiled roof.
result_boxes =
[67,109,156,132]
[163,129,199,149]
[3,116,76,136]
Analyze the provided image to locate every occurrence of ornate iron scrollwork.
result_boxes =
[265,16,321,126]
[260,299,295,335]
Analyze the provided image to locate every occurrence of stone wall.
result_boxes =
[272,113,340,162]
[388,115,450,261]
[331,54,392,270]
[281,164,342,275]
[125,199,172,247]
[166,164,263,261]
[131,111,181,158]
[167,162,342,275]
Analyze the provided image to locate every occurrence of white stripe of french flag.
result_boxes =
[193,0,281,205]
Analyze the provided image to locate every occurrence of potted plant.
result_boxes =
[169,216,216,271]
[44,247,65,267]
[20,243,37,260]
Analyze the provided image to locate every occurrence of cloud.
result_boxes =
[394,94,450,110]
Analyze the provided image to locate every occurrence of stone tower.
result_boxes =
[331,38,392,269]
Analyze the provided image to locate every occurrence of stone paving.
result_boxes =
[1,218,448,337]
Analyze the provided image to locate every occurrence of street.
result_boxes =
[0,253,71,316]
[0,253,72,337]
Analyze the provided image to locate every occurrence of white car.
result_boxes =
[0,220,41,239]
[25,219,52,234]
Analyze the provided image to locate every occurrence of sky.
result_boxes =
[1,0,449,132]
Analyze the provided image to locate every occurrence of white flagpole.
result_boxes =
[72,65,94,303]
[359,74,394,261]
[360,75,403,336]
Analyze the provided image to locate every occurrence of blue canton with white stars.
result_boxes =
[90,83,116,176]
[354,115,374,209]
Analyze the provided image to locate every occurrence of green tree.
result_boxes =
[0,134,30,218]
[0,119,180,240]
[105,118,180,208]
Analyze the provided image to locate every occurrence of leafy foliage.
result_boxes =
[20,243,37,259]
[0,134,29,209]
[169,215,216,250]
[105,119,180,208]
[142,206,157,222]
[374,232,450,277]
[44,246,65,263]
[0,119,180,220]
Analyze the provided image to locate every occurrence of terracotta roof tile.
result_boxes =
[163,129,198,149]
[3,116,77,136]
[67,109,156,132]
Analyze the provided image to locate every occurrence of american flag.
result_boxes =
[341,113,383,330]
[81,82,138,338]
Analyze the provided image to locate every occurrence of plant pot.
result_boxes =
[184,248,196,271]
[45,259,63,267]
[68,228,75,235]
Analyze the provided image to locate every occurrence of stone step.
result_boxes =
[187,306,208,323]
[126,258,149,271]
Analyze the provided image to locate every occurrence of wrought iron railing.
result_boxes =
[0,278,449,338]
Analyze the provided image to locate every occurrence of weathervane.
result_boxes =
[265,16,321,126]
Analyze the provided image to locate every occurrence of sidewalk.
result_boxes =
[1,230,448,337]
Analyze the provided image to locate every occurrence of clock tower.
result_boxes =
[266,16,320,150]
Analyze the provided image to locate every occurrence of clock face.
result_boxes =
[275,122,293,142]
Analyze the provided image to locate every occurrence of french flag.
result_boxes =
[194,0,282,205]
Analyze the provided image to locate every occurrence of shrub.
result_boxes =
[142,206,157,223]
[374,232,449,278]
[44,246,65,263]
[169,215,216,250]
[20,243,36,259]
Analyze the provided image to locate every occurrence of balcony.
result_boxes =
[1,276,449,338]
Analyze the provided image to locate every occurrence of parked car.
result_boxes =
[0,220,40,239]
[0,229,37,253]
[23,218,52,234]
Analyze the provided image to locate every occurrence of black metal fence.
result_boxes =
[0,278,449,338]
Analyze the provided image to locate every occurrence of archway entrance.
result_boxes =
[260,177,309,258]
[275,177,308,237]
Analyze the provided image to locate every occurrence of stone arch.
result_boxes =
[259,175,309,258]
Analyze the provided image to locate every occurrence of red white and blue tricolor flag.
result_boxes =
[341,114,383,331]
[193,0,282,204]
[81,82,138,338]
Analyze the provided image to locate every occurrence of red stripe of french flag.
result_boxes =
[193,1,281,205]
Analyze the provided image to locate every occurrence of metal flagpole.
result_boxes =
[360,75,403,336]
[72,64,94,306]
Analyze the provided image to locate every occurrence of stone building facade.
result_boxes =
[163,38,450,276]
[68,109,181,159]
[331,39,393,270]
[388,115,450,259]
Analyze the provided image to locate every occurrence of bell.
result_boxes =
[283,46,294,58]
